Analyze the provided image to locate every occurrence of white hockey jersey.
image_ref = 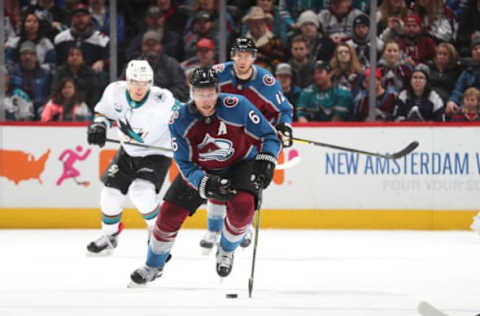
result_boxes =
[94,81,176,158]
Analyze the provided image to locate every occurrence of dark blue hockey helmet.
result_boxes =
[230,37,257,58]
[190,67,218,88]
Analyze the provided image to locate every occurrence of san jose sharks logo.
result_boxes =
[198,133,234,162]
[118,119,145,143]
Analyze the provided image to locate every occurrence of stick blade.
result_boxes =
[388,141,419,159]
[418,301,449,316]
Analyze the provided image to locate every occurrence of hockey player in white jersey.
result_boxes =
[86,60,177,255]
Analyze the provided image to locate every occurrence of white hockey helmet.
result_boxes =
[126,60,154,85]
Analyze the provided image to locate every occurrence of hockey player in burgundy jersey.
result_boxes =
[129,67,281,286]
[200,38,294,252]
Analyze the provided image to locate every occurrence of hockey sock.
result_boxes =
[147,201,189,267]
[220,192,255,252]
[207,200,226,232]
[142,206,160,229]
[101,213,121,235]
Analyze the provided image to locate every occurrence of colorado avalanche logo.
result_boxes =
[198,133,234,162]
[263,74,275,86]
[212,63,225,73]
[223,96,239,108]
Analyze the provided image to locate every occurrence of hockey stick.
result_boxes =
[248,188,263,298]
[106,138,172,152]
[418,301,449,316]
[292,137,419,160]
[106,138,299,170]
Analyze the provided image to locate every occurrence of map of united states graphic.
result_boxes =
[0,149,51,184]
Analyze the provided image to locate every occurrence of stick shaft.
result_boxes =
[248,190,262,298]
[106,138,172,152]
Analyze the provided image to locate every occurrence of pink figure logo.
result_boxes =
[57,145,91,187]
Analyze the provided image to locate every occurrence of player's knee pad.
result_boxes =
[100,186,127,216]
[226,191,255,228]
[128,179,158,214]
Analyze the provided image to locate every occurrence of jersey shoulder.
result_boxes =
[217,93,255,123]
[103,80,127,96]
[252,65,279,91]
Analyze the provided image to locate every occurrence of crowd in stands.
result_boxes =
[2,0,480,123]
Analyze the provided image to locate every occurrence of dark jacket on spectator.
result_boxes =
[456,0,480,56]
[426,60,462,104]
[449,61,480,105]
[8,63,52,119]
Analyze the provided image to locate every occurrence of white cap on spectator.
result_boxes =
[275,63,292,76]
[295,10,319,29]
[19,41,36,54]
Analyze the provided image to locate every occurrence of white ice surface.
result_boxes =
[1,229,479,316]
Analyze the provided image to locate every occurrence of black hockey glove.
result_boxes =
[276,123,293,148]
[252,153,277,189]
[87,121,107,147]
[199,175,236,202]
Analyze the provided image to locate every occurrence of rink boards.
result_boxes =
[1,122,479,229]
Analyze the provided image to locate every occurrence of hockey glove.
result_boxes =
[252,153,277,189]
[199,175,236,202]
[276,123,293,148]
[87,121,107,147]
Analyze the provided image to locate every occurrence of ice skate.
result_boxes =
[128,265,163,288]
[216,246,234,277]
[470,214,480,235]
[240,226,253,248]
[200,231,220,255]
[86,222,124,256]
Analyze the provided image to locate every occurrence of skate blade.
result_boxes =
[127,281,146,288]
[85,248,114,257]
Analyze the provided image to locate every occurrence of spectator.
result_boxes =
[393,64,445,122]
[275,63,301,120]
[4,0,20,33]
[278,0,325,29]
[456,0,480,57]
[8,41,52,119]
[353,67,397,121]
[296,60,353,122]
[346,14,384,70]
[4,13,17,42]
[329,43,363,97]
[450,87,480,122]
[154,0,188,35]
[26,0,69,41]
[2,66,35,121]
[184,0,237,48]
[427,42,461,105]
[376,0,409,40]
[181,37,217,73]
[378,40,413,92]
[52,47,101,110]
[183,11,218,61]
[242,6,285,72]
[446,37,480,114]
[293,10,335,63]
[41,77,91,122]
[5,10,57,71]
[249,0,289,47]
[397,14,436,66]
[412,0,457,43]
[125,6,183,61]
[288,35,314,88]
[88,0,126,46]
[317,0,363,43]
[54,3,110,74]
[134,30,189,102]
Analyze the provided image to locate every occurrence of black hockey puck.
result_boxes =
[226,293,238,298]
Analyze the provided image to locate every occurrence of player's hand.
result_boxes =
[87,122,107,147]
[276,123,293,148]
[200,175,236,201]
[252,153,276,189]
